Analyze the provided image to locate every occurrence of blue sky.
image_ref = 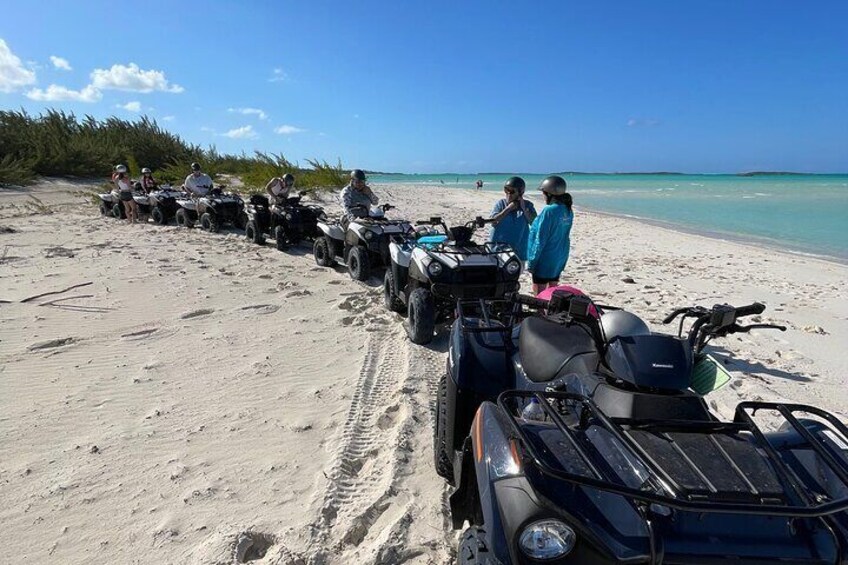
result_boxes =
[1,0,846,173]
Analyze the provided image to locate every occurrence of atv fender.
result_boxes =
[389,241,411,268]
[317,222,344,241]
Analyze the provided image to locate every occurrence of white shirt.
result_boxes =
[266,177,290,199]
[116,178,133,192]
[184,173,213,196]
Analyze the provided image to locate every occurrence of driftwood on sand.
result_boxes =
[19,281,93,303]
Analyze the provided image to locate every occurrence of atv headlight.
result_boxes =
[285,212,293,221]
[364,230,374,240]
[505,259,521,276]
[519,520,576,560]
[427,261,443,278]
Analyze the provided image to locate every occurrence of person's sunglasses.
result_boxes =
[504,189,515,195]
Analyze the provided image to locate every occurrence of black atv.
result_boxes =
[384,216,522,345]
[140,184,187,225]
[174,187,245,232]
[439,291,848,563]
[244,192,325,250]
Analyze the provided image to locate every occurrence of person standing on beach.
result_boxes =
[488,176,536,260]
[340,169,378,221]
[184,162,213,197]
[527,175,574,295]
[115,170,139,223]
[475,179,483,191]
[266,173,295,204]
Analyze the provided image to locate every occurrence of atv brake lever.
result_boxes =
[735,323,787,333]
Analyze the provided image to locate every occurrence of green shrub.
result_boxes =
[0,109,348,191]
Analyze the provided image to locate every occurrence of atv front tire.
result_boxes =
[175,208,194,228]
[245,221,265,245]
[347,246,369,281]
[112,203,125,219]
[458,527,490,565]
[200,212,218,233]
[313,236,335,267]
[383,270,405,313]
[151,206,168,225]
[99,202,109,216]
[434,374,455,484]
[407,288,435,344]
[275,225,289,251]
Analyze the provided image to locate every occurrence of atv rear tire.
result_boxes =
[458,527,490,565]
[99,202,109,216]
[407,288,435,344]
[275,226,289,251]
[347,246,369,281]
[175,208,194,228]
[245,221,265,245]
[434,374,455,484]
[234,212,248,231]
[200,212,218,233]
[383,270,405,313]
[151,206,168,225]
[313,236,335,267]
[112,203,125,219]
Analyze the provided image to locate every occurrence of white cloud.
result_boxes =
[274,125,305,135]
[223,125,257,139]
[26,84,102,103]
[117,100,142,112]
[627,117,661,127]
[162,115,175,122]
[268,68,288,83]
[228,107,268,120]
[200,126,215,132]
[90,63,183,93]
[50,55,72,71]
[0,39,37,92]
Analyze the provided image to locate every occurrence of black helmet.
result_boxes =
[504,176,526,194]
[190,162,201,172]
[539,175,568,196]
[282,173,295,184]
[350,169,367,181]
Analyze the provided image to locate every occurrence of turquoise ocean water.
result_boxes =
[370,173,848,262]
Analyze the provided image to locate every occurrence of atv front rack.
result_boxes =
[456,299,517,333]
[498,390,848,517]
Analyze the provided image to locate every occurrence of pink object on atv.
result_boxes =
[537,284,599,318]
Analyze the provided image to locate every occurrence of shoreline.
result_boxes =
[372,180,848,267]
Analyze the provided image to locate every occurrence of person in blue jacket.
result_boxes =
[488,176,537,260]
[527,175,574,295]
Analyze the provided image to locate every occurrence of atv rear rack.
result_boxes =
[498,390,848,517]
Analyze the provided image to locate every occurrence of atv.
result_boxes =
[244,192,326,250]
[174,187,245,232]
[313,204,412,281]
[439,291,848,564]
[384,216,522,345]
[135,184,186,225]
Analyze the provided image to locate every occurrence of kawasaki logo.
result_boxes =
[652,363,674,369]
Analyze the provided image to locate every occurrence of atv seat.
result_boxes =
[519,316,601,382]
[250,194,270,207]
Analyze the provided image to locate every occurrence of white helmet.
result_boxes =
[141,167,151,174]
[115,164,128,173]
[600,310,650,341]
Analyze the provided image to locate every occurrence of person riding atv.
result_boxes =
[266,172,295,204]
[244,180,326,250]
[184,162,213,197]
[340,169,378,222]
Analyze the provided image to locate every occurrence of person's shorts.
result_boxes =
[119,191,134,202]
[532,274,559,285]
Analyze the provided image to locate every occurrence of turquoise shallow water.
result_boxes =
[370,173,848,261]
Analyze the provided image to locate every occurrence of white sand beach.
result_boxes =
[1,181,847,564]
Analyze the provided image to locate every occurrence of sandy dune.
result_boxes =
[1,181,846,564]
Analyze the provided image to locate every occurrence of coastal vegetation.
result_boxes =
[0,110,347,191]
